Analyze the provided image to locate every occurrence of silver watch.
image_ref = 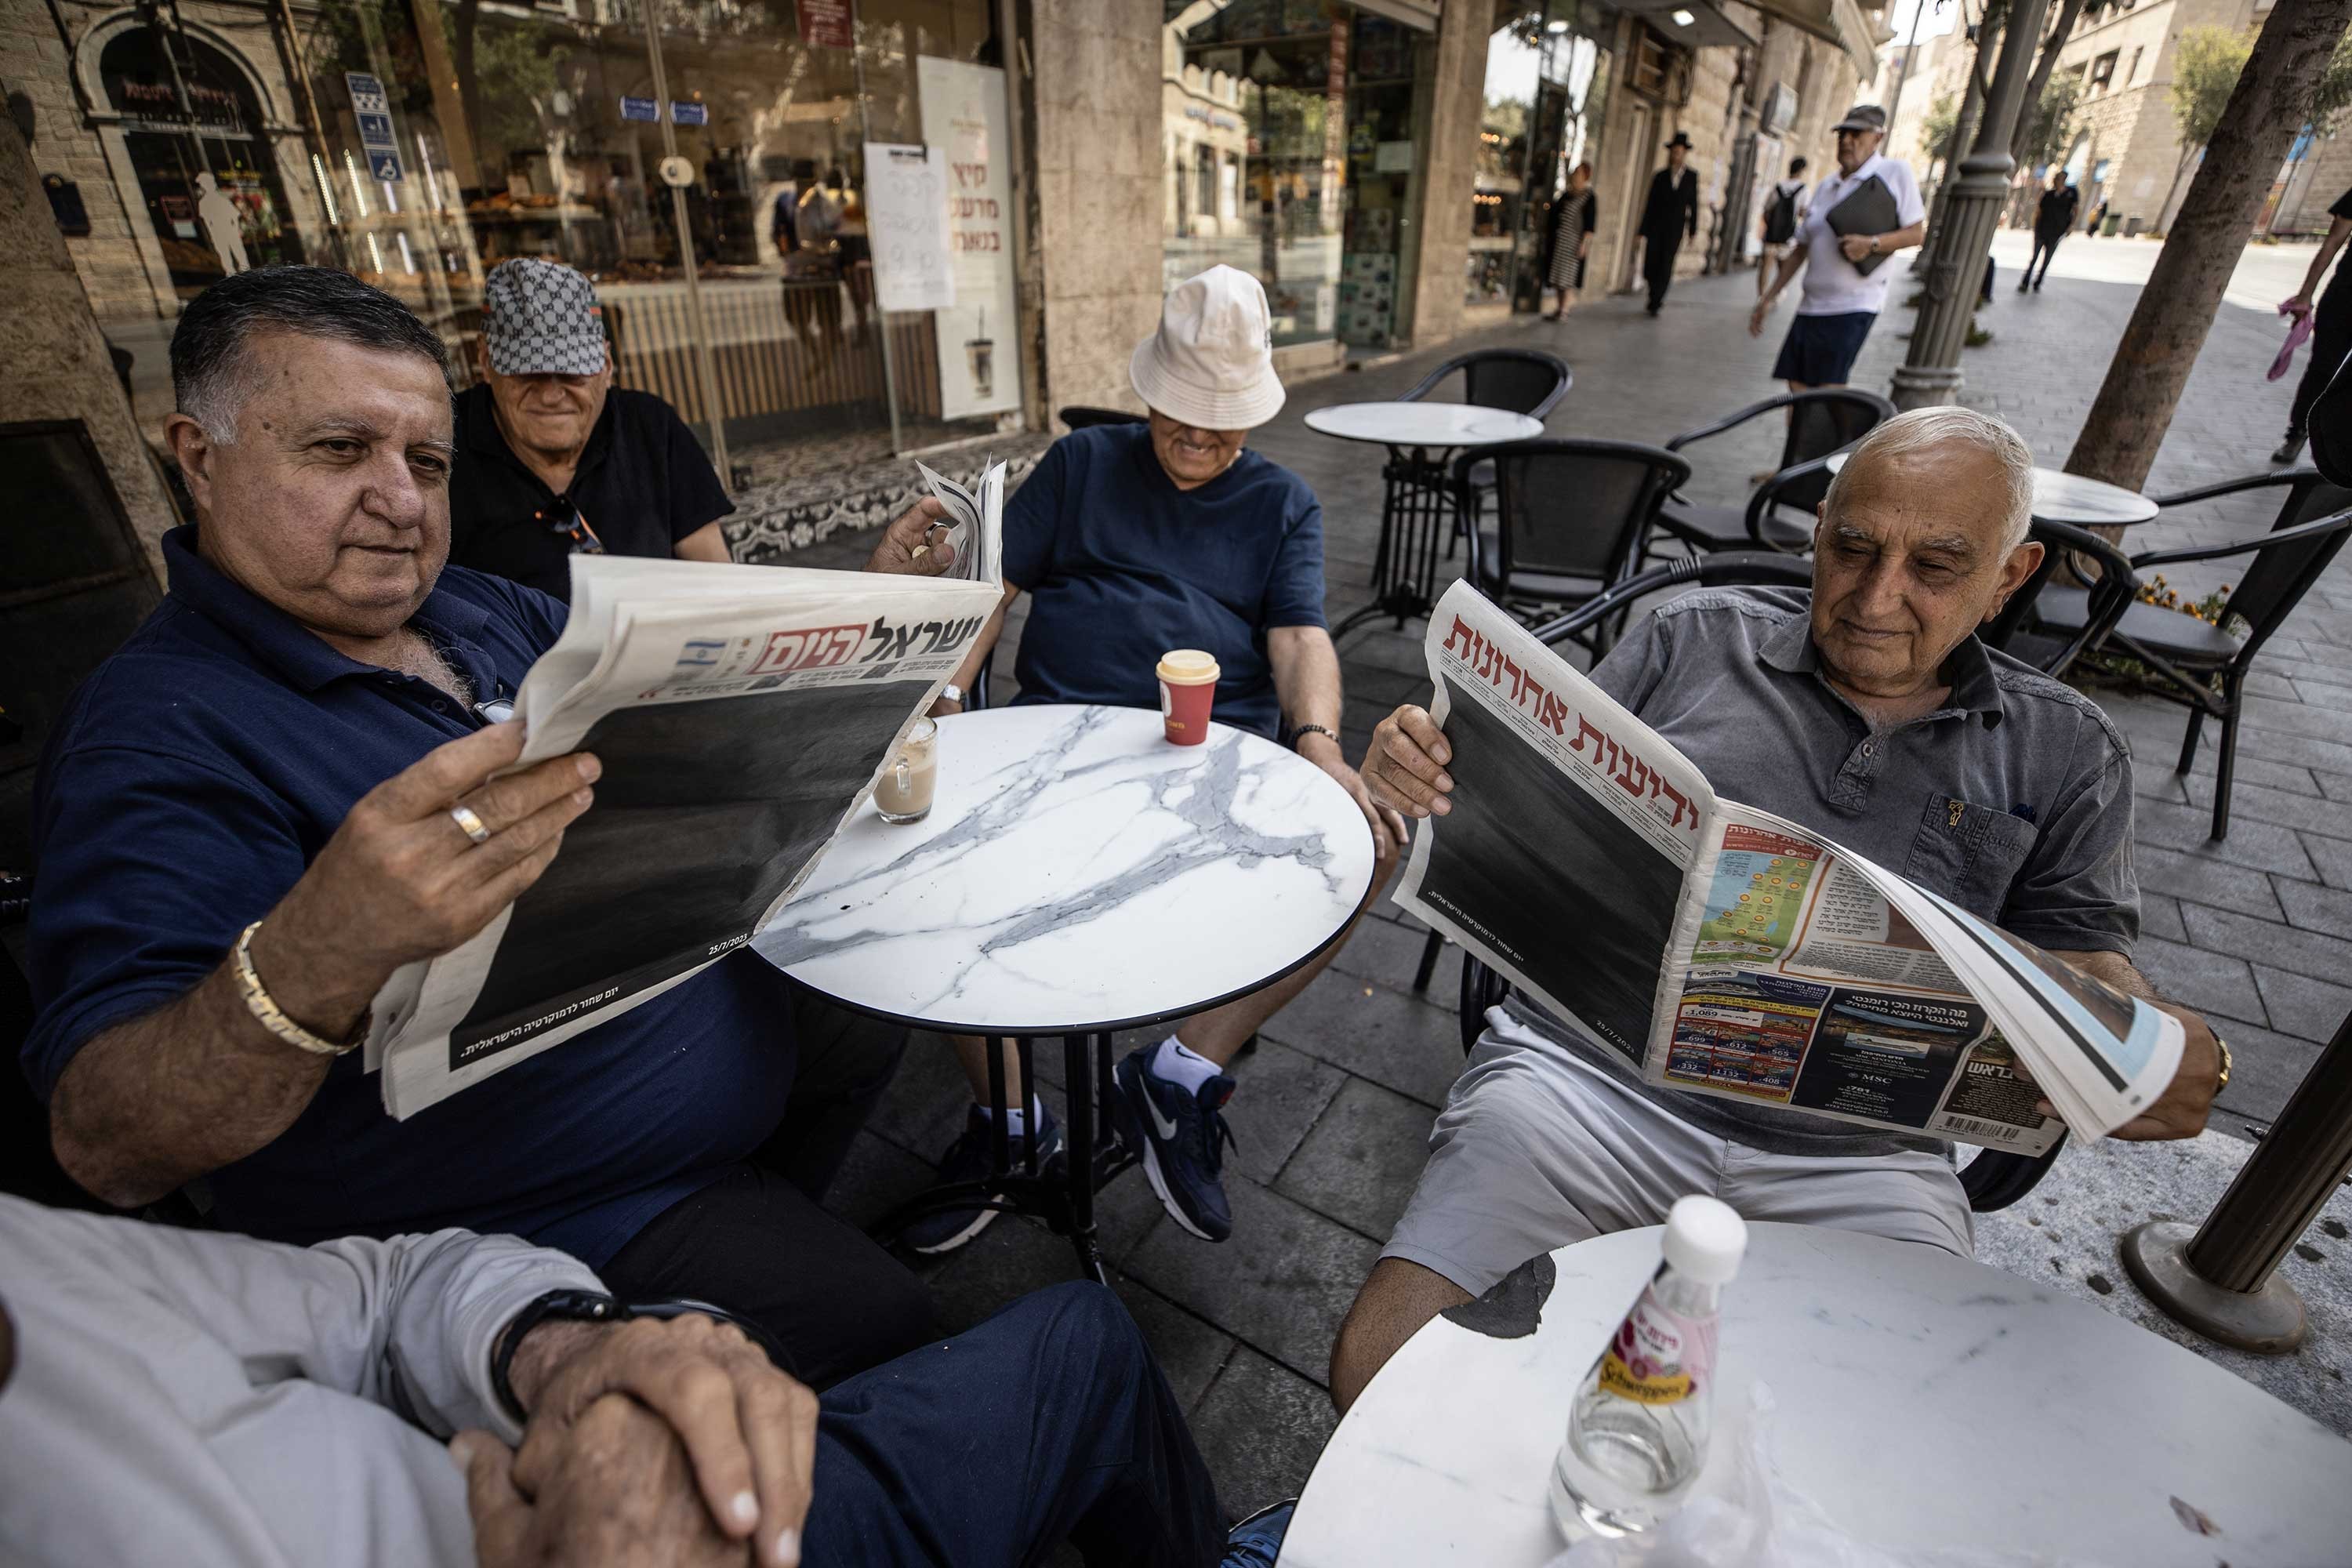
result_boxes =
[937,683,967,707]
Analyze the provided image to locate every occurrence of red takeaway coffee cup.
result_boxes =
[1157,649,1220,746]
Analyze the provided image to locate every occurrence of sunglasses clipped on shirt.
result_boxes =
[539,494,604,556]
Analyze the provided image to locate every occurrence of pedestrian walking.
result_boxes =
[1750,103,1926,392]
[1755,157,1809,299]
[1639,132,1700,316]
[1543,162,1598,321]
[2084,196,2107,238]
[2020,169,2078,292]
[2272,187,2352,465]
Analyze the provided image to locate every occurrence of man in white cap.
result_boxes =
[446,258,736,601]
[1749,103,1926,394]
[901,264,1406,1254]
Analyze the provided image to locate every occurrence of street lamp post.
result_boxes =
[1890,0,2051,409]
[2121,1014,2352,1353]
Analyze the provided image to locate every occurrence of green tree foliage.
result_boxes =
[1922,94,1959,166]
[2169,27,2253,151]
[2020,73,2080,172]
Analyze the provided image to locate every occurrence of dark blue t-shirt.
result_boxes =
[1002,426,1327,738]
[23,528,795,1267]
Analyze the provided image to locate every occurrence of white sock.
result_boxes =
[1150,1036,1224,1094]
[975,1098,1043,1138]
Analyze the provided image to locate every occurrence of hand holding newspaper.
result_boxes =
[367,461,1011,1116]
[1396,583,2184,1152]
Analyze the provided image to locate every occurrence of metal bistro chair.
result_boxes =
[1652,388,1898,559]
[1980,518,2142,680]
[2031,484,2352,840]
[1403,348,1571,554]
[1456,439,1690,657]
[1408,551,1813,994]
[1058,406,1147,431]
[1452,954,2065,1212]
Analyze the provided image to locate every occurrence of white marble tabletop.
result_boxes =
[1305,401,1545,449]
[1824,451,2161,526]
[1283,1223,2352,1567]
[757,705,1376,1035]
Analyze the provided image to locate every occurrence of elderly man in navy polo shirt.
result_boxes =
[22,266,960,1391]
[900,267,1411,1255]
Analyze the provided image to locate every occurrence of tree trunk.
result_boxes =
[2010,0,2089,165]
[2065,0,2352,490]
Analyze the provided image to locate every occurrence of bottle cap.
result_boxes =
[1662,1195,1748,1284]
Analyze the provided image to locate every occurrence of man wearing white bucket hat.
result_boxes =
[902,266,1407,1254]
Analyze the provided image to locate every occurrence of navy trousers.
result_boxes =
[804,1281,1229,1567]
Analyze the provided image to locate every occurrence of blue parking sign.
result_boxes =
[368,150,405,183]
[357,111,395,148]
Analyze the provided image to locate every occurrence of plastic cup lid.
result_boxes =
[1662,1194,1748,1283]
[1158,648,1220,683]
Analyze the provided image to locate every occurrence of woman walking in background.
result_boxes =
[1544,162,1596,321]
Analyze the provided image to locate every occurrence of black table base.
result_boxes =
[1331,447,1464,643]
[873,1033,1136,1283]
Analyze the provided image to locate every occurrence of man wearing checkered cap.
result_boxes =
[446,259,735,601]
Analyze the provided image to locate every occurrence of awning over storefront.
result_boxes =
[1601,0,1882,84]
[1599,0,1756,53]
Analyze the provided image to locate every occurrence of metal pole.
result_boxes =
[849,14,906,458]
[639,0,732,492]
[2122,1015,2352,1353]
[1890,0,2048,410]
[1882,0,1931,139]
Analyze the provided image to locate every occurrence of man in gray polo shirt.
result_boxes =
[1329,408,2226,1411]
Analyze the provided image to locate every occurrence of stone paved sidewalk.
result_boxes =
[807,236,2352,1518]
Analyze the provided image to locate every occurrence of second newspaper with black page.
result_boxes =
[1397,583,2183,1152]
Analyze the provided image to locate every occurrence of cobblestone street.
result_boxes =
[811,238,2352,1518]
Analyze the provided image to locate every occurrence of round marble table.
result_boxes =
[1283,1224,2352,1566]
[758,703,1375,1276]
[1824,449,2160,526]
[1305,401,1551,644]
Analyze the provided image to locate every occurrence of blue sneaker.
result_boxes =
[1112,1047,1236,1242]
[901,1103,1063,1255]
[1222,1499,1295,1567]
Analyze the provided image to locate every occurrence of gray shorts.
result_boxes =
[1381,1010,1974,1297]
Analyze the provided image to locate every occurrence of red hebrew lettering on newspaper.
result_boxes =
[1444,614,1699,837]
[750,622,866,674]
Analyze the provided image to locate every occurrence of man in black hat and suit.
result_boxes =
[1639,132,1700,315]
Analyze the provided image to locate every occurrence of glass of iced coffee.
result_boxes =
[876,716,938,823]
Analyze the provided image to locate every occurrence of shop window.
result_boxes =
[2089,50,2119,94]
[1163,0,1418,350]
[1629,25,1675,98]
[1468,6,1595,314]
[258,0,1015,486]
[100,26,307,297]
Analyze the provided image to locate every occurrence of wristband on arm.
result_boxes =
[491,1290,796,1423]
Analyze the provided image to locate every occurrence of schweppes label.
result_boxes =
[1598,1349,1693,1405]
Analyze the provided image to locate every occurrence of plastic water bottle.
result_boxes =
[1550,1196,1748,1540]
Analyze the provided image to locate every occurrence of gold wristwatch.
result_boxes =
[2211,1026,2231,1093]
[234,920,368,1057]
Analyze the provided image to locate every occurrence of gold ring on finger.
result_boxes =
[450,804,492,845]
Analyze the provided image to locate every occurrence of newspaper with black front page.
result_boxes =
[1397,583,2185,1152]
[367,462,1007,1117]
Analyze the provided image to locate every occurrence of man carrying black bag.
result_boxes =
[1749,104,1926,393]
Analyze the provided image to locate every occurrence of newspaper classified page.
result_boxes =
[1653,808,2061,1152]
[1396,584,1716,1065]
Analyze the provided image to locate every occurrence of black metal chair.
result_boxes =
[1058,406,1145,430]
[1652,389,1898,557]
[1453,953,2066,1212]
[2031,495,2352,840]
[1409,551,1815,993]
[1409,349,1572,553]
[1982,519,2142,679]
[1455,439,1690,656]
